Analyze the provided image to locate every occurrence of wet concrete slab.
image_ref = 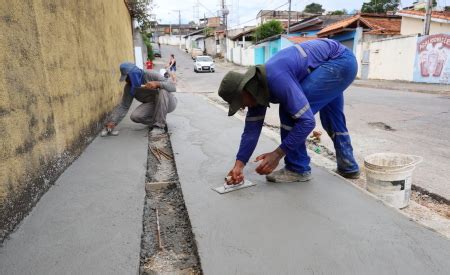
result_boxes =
[169,93,450,275]
[0,102,147,274]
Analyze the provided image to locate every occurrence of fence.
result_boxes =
[158,35,186,47]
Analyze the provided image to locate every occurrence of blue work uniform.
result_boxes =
[236,38,359,174]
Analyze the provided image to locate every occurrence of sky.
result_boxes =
[151,0,442,28]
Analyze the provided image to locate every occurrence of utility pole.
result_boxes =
[423,0,433,35]
[287,0,291,35]
[178,10,181,48]
[221,0,229,61]
[173,10,182,48]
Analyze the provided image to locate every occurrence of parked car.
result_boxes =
[194,55,215,73]
[151,43,161,57]
[191,48,203,59]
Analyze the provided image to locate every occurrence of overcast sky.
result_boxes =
[151,0,441,28]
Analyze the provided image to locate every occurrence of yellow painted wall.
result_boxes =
[401,16,450,35]
[0,0,134,238]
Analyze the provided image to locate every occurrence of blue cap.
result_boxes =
[119,62,136,81]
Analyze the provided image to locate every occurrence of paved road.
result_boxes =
[162,45,450,201]
[158,45,246,94]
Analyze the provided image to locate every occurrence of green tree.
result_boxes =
[361,0,400,13]
[142,33,154,60]
[255,20,284,41]
[303,3,325,14]
[127,0,155,31]
[328,9,348,15]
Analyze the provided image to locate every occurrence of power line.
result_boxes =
[196,0,216,17]
[228,1,289,29]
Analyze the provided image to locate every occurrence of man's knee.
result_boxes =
[130,112,142,123]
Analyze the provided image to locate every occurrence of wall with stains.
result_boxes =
[0,0,134,241]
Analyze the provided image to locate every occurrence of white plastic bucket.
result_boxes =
[364,153,423,209]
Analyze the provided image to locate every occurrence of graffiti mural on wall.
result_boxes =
[413,33,450,84]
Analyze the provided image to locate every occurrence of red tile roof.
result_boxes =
[397,10,450,21]
[362,16,402,34]
[318,16,359,36]
[286,36,317,43]
[317,14,401,37]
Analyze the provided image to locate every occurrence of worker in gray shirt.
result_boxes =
[101,62,177,136]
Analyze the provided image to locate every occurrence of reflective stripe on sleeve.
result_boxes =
[294,44,307,57]
[281,124,293,131]
[246,115,265,122]
[292,103,311,119]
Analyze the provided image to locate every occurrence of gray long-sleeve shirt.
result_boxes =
[109,69,176,124]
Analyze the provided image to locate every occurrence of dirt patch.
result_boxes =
[368,122,396,131]
[140,132,202,274]
[411,188,450,219]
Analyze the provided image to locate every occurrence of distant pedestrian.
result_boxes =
[167,54,177,82]
[101,62,177,136]
[158,41,161,49]
[145,58,153,70]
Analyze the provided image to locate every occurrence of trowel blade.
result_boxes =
[212,180,256,194]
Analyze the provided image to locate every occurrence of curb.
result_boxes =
[352,82,450,96]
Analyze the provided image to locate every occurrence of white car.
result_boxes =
[194,56,215,73]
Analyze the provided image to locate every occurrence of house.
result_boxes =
[228,27,256,48]
[396,10,450,35]
[317,13,401,50]
[199,16,222,28]
[288,15,352,37]
[183,28,206,53]
[256,10,314,25]
[154,23,197,36]
[254,34,316,64]
[203,29,226,58]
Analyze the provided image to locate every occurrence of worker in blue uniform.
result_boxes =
[218,38,360,185]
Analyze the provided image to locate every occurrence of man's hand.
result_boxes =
[226,160,245,185]
[144,81,160,90]
[254,147,285,175]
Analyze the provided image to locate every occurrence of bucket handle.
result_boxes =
[389,155,423,171]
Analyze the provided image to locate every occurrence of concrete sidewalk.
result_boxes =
[169,93,450,275]
[0,103,147,274]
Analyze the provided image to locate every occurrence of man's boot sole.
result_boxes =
[266,176,312,183]
[336,170,361,179]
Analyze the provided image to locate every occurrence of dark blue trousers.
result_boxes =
[280,48,359,174]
